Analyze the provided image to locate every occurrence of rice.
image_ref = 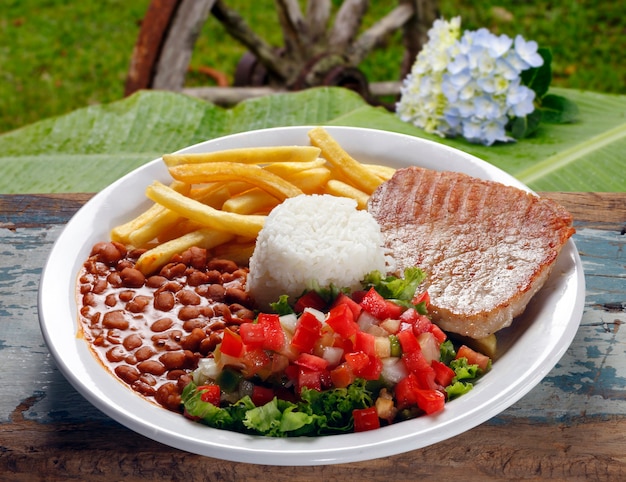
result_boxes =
[247,194,387,310]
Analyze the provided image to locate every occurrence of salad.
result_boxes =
[182,268,490,436]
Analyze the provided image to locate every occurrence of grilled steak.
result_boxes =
[368,166,575,339]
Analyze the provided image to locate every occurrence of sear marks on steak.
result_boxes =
[368,166,575,339]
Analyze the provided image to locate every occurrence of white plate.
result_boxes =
[39,126,585,466]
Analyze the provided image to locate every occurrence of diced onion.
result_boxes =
[381,357,408,384]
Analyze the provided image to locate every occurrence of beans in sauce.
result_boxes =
[77,243,256,412]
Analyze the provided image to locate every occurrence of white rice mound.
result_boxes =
[247,194,387,310]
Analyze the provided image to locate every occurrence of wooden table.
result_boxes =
[1,192,625,481]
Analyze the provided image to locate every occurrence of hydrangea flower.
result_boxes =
[397,18,544,146]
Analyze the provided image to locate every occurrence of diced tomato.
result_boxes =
[359,287,404,320]
[429,323,447,344]
[294,291,328,313]
[456,345,490,371]
[353,406,381,432]
[344,351,370,372]
[239,322,265,349]
[356,354,383,381]
[220,329,244,357]
[354,331,376,357]
[396,329,419,354]
[198,384,221,406]
[402,349,430,375]
[251,385,275,406]
[294,352,329,372]
[242,348,271,378]
[326,303,358,338]
[431,360,455,387]
[258,313,285,351]
[394,373,420,409]
[413,365,438,390]
[415,389,445,414]
[412,290,430,307]
[290,311,321,353]
[298,368,323,392]
[412,314,434,335]
[270,352,290,374]
[332,292,363,319]
[330,363,355,388]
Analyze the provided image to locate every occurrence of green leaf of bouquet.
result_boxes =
[540,94,580,124]
[0,86,624,193]
[522,48,553,99]
[510,110,543,139]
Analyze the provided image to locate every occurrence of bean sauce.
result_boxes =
[77,243,256,412]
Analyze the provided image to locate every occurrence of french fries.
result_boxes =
[111,128,396,274]
[308,126,385,195]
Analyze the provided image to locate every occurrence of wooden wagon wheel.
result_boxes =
[125,0,438,107]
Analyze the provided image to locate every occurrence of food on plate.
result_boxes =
[77,243,256,412]
[246,194,388,310]
[77,127,576,437]
[182,267,489,436]
[110,130,392,275]
[367,166,576,339]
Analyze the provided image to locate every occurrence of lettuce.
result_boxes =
[181,379,373,437]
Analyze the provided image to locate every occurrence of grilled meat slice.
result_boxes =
[368,166,575,339]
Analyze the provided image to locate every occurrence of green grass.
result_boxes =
[1,0,624,134]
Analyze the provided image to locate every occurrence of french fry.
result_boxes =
[162,146,321,167]
[211,240,256,266]
[136,228,234,274]
[325,179,369,210]
[222,188,280,215]
[145,181,266,239]
[262,158,326,177]
[127,208,183,248]
[285,167,332,194]
[366,164,396,181]
[308,126,384,195]
[168,162,303,201]
[110,180,190,244]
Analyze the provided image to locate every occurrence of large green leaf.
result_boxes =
[0,87,624,193]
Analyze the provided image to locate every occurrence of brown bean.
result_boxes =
[146,275,167,288]
[159,351,187,370]
[199,333,222,355]
[159,281,183,293]
[180,328,206,351]
[231,305,255,321]
[207,258,238,273]
[187,270,209,286]
[115,365,140,384]
[102,311,129,330]
[132,380,156,397]
[106,329,122,345]
[154,291,175,311]
[105,294,117,307]
[82,292,96,307]
[225,287,250,305]
[205,284,225,301]
[106,346,126,363]
[90,241,126,265]
[135,346,155,361]
[160,262,187,279]
[92,278,108,294]
[123,334,143,351]
[205,270,223,283]
[126,295,151,313]
[182,319,207,332]
[151,317,173,333]
[178,305,200,321]
[155,382,182,411]
[118,290,135,302]
[177,289,201,306]
[181,246,208,269]
[137,360,166,376]
[120,267,145,288]
[107,271,123,287]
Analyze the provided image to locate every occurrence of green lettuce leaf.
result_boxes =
[1,86,624,193]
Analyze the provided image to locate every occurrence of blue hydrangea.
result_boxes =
[397,18,544,146]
